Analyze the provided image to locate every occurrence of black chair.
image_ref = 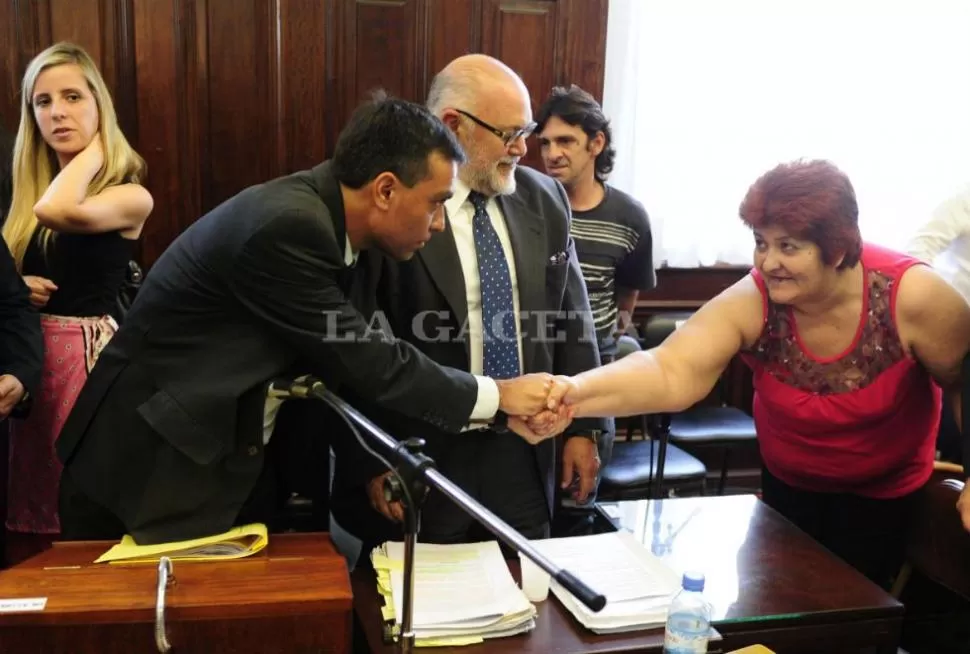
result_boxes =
[642,313,758,495]
[597,335,707,501]
[893,463,970,601]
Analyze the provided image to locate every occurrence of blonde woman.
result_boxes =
[2,42,152,564]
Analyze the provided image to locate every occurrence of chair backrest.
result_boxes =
[641,312,694,349]
[906,473,970,600]
[956,352,970,472]
[113,260,144,324]
[615,334,642,359]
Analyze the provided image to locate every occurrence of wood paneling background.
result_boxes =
[1,0,609,266]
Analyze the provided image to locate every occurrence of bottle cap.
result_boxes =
[682,571,705,592]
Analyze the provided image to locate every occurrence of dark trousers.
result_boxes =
[338,428,551,567]
[761,467,921,590]
[418,429,550,544]
[59,470,127,541]
[60,429,297,542]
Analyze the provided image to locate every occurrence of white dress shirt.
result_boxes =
[907,185,970,304]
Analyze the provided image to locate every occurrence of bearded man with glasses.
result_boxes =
[331,54,605,554]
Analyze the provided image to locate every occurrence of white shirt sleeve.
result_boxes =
[468,375,500,421]
[907,186,970,263]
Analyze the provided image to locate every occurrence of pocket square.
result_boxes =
[548,251,568,265]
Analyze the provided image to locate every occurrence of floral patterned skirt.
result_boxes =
[6,314,117,534]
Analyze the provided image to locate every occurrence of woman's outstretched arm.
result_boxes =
[549,275,764,419]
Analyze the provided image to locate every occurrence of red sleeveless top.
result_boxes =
[740,243,940,498]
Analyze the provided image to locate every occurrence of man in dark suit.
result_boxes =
[332,56,607,548]
[0,228,41,570]
[0,126,40,414]
[56,96,560,545]
[0,127,13,221]
[0,239,42,421]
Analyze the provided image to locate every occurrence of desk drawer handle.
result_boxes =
[155,556,175,653]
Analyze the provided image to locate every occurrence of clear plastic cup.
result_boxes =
[518,553,551,602]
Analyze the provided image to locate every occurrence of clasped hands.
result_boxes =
[495,373,579,445]
[366,373,592,523]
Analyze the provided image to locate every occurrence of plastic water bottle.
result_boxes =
[663,571,711,654]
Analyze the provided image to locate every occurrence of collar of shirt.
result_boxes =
[444,178,476,222]
[344,233,358,267]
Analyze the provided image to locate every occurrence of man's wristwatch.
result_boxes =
[492,410,510,434]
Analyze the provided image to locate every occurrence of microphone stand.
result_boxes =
[273,378,607,654]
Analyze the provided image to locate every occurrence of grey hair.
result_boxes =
[426,68,481,116]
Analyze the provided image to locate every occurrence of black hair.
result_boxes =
[535,85,615,182]
[333,90,466,189]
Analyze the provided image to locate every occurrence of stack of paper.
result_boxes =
[95,523,268,564]
[371,540,537,646]
[530,531,681,634]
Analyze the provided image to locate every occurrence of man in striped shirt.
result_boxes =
[536,85,656,363]
[536,86,656,501]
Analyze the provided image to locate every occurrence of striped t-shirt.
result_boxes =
[570,184,655,351]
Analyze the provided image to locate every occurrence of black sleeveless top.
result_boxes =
[22,227,136,317]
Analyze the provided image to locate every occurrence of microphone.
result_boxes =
[268,376,325,400]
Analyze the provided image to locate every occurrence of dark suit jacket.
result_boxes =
[0,127,12,222]
[0,239,42,398]
[332,166,608,542]
[56,161,484,544]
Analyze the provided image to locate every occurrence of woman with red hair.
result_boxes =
[545,159,970,589]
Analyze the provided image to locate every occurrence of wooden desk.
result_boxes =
[353,495,902,653]
[0,532,352,653]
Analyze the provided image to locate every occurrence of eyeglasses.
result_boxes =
[455,109,536,147]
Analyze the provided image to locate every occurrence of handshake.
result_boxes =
[368,373,583,524]
[494,373,579,445]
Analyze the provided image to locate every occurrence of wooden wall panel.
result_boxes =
[482,0,557,106]
[2,0,611,266]
[0,1,17,131]
[99,0,138,138]
[203,0,280,206]
[555,0,608,101]
[1,0,51,133]
[132,0,192,265]
[427,0,478,84]
[278,0,332,175]
[334,0,425,120]
[49,0,101,61]
[1,2,33,132]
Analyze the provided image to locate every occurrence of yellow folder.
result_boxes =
[95,523,268,564]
